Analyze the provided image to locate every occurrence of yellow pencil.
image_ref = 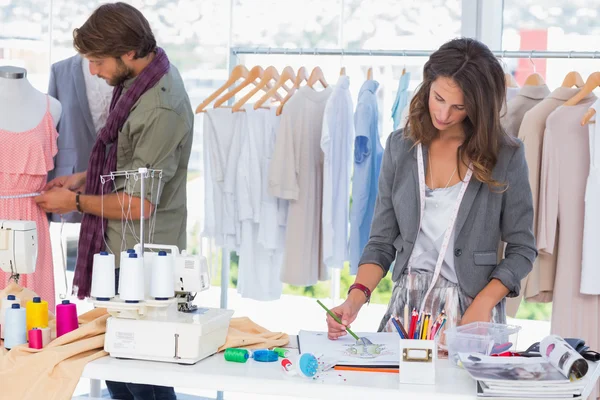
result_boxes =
[421,314,430,340]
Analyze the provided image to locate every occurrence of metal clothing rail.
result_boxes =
[231,47,600,59]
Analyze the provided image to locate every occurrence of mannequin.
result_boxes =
[0,66,62,132]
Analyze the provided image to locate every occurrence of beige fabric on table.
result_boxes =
[218,317,289,351]
[501,84,550,137]
[537,98,600,400]
[505,87,584,317]
[0,300,108,400]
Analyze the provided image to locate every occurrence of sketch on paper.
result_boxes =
[298,330,400,366]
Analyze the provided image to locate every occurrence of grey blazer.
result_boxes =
[359,129,537,299]
[47,55,98,223]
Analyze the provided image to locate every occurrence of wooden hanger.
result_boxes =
[523,72,545,86]
[213,66,264,108]
[561,71,584,88]
[307,66,328,88]
[565,72,600,107]
[340,66,346,76]
[195,65,249,113]
[232,66,280,112]
[504,73,518,88]
[367,67,373,80]
[253,66,295,110]
[277,66,308,116]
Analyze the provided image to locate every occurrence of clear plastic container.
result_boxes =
[445,322,521,365]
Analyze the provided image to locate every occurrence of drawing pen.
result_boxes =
[316,300,359,341]
[403,304,409,331]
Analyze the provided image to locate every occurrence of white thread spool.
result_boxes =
[91,251,116,301]
[150,251,175,300]
[118,252,145,302]
[118,249,135,295]
[4,303,27,350]
[0,295,20,339]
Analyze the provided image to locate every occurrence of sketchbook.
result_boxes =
[297,330,399,368]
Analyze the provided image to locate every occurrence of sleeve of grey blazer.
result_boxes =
[491,142,538,297]
[358,133,399,275]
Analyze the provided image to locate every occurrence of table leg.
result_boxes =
[90,379,102,397]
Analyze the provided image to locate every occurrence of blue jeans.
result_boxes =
[108,269,176,399]
[106,381,177,400]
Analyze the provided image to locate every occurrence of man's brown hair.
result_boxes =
[73,2,156,59]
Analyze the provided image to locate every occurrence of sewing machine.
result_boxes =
[0,220,37,283]
[99,244,234,365]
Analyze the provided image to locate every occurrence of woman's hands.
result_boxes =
[459,298,493,326]
[326,291,366,340]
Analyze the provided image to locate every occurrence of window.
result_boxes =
[0,0,51,91]
[503,0,600,87]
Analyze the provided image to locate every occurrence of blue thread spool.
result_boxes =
[4,304,27,350]
[253,350,279,362]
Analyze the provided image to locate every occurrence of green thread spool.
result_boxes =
[224,348,250,363]
[273,347,289,358]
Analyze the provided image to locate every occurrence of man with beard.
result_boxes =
[36,2,192,399]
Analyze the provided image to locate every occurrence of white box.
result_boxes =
[399,339,436,385]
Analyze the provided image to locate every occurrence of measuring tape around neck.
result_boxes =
[407,143,473,312]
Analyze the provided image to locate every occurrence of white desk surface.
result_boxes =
[82,349,477,400]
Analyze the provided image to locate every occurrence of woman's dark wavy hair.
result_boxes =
[405,37,517,188]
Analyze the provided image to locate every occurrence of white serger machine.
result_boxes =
[94,243,234,365]
[0,220,37,282]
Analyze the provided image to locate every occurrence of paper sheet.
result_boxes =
[298,330,399,367]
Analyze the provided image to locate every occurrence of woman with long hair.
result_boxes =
[327,38,537,339]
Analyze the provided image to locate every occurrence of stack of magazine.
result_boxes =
[458,335,600,399]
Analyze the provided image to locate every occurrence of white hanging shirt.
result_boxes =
[236,106,284,301]
[82,57,113,134]
[203,108,238,248]
[581,98,600,294]
[321,76,354,268]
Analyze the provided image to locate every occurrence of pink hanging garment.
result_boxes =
[0,96,58,311]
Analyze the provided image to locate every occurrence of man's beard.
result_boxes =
[105,58,133,86]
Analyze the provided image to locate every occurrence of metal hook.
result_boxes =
[268,47,271,55]
[569,51,573,59]
[299,48,303,55]
[594,51,598,60]
[529,51,536,73]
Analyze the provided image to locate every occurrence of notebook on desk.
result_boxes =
[297,330,400,369]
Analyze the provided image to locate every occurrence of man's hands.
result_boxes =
[35,187,77,214]
[44,171,87,192]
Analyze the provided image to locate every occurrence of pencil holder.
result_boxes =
[398,339,436,385]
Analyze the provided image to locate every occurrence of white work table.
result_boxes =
[82,351,477,399]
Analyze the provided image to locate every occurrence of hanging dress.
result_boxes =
[0,96,58,311]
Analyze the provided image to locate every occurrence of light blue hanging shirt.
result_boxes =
[349,80,383,275]
[391,72,411,130]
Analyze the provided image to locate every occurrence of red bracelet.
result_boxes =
[348,283,371,304]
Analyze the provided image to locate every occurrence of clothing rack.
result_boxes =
[217,46,600,310]
[231,47,600,59]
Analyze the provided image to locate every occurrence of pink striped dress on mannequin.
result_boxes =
[0,96,58,311]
